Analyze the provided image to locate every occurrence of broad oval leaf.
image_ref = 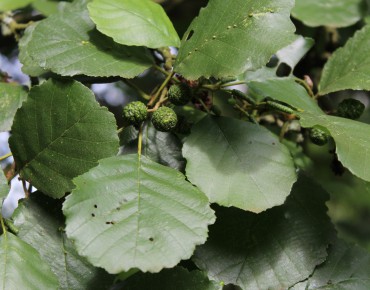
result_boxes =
[183,116,297,213]
[21,4,153,78]
[88,0,180,48]
[292,0,363,28]
[9,79,119,198]
[319,24,370,95]
[63,154,215,274]
[174,0,296,79]
[193,174,336,290]
[0,83,27,132]
[13,193,113,290]
[0,233,58,290]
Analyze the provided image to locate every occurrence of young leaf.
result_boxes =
[63,154,215,274]
[319,24,370,95]
[9,79,119,198]
[193,174,336,290]
[292,0,363,28]
[123,267,222,290]
[174,0,296,79]
[0,83,27,132]
[13,193,113,290]
[0,232,59,290]
[183,116,297,213]
[88,0,181,48]
[20,4,154,78]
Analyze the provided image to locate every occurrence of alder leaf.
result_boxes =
[193,174,336,290]
[88,0,180,48]
[0,83,27,132]
[0,233,59,290]
[319,24,370,95]
[174,0,296,79]
[13,193,113,290]
[183,116,297,213]
[21,4,153,78]
[63,154,215,274]
[9,79,119,198]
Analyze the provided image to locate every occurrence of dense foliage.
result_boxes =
[0,0,370,289]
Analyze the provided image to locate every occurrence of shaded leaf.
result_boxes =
[0,232,58,290]
[0,172,8,209]
[194,174,336,290]
[13,193,113,290]
[123,267,222,290]
[174,0,296,79]
[63,154,215,273]
[21,4,153,78]
[9,79,119,198]
[319,25,370,95]
[292,0,363,28]
[88,0,180,48]
[0,83,27,132]
[183,115,296,212]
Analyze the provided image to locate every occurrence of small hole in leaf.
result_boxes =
[276,62,292,77]
[266,55,279,68]
[185,30,194,41]
[94,204,98,208]
[149,237,154,242]
[91,213,95,217]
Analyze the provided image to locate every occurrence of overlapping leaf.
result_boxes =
[0,233,58,290]
[0,83,27,132]
[175,0,296,79]
[0,172,8,209]
[319,24,370,95]
[63,154,215,273]
[88,0,180,48]
[183,116,297,212]
[9,79,119,197]
[193,175,336,290]
[292,0,363,28]
[13,193,113,290]
[20,4,153,78]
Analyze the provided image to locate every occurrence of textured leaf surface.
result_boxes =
[183,116,296,212]
[292,239,370,290]
[9,79,119,197]
[292,0,363,28]
[0,233,58,290]
[319,25,370,95]
[124,267,221,290]
[0,0,33,10]
[21,4,153,78]
[63,154,215,273]
[194,174,335,290]
[175,0,296,79]
[0,83,27,132]
[88,0,180,48]
[13,193,113,290]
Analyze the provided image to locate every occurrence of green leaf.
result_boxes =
[124,267,222,290]
[21,4,153,78]
[183,116,297,213]
[9,79,119,198]
[292,0,363,28]
[319,25,370,95]
[13,193,113,290]
[32,0,59,16]
[0,83,27,132]
[0,172,8,209]
[174,0,296,79]
[63,154,215,274]
[88,0,180,48]
[292,239,370,290]
[193,174,336,290]
[0,0,33,11]
[0,232,59,290]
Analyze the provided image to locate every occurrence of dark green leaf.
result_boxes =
[183,116,296,212]
[9,79,119,198]
[175,0,296,79]
[88,0,180,48]
[194,174,336,290]
[63,154,215,273]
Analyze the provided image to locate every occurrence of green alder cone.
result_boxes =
[122,101,148,126]
[167,83,192,106]
[337,98,365,120]
[309,126,329,146]
[152,107,178,132]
